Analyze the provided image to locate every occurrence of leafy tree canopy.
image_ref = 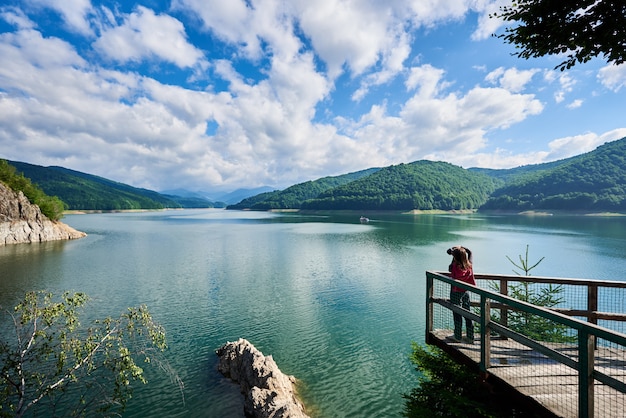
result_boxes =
[494,0,626,70]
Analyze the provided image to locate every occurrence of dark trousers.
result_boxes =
[450,290,473,340]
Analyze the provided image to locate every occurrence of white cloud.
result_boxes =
[471,0,508,40]
[27,0,94,35]
[543,129,626,161]
[567,99,583,109]
[0,6,36,30]
[1,1,624,193]
[172,0,259,58]
[337,70,544,169]
[485,67,539,93]
[405,64,448,97]
[544,70,576,103]
[460,128,626,169]
[93,6,205,68]
[293,1,397,78]
[598,63,626,92]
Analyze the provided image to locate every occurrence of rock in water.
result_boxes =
[0,182,86,245]
[216,338,310,418]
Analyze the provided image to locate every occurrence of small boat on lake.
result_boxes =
[360,216,369,223]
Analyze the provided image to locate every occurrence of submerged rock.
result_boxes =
[216,338,309,418]
[0,182,86,245]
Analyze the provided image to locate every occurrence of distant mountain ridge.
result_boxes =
[300,161,497,211]
[229,137,626,212]
[5,136,626,212]
[7,162,213,211]
[481,138,626,212]
[227,168,380,210]
[161,186,276,205]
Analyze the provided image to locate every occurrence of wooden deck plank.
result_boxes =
[431,329,626,418]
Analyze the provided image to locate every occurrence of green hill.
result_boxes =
[481,138,626,212]
[7,161,185,211]
[302,161,499,211]
[229,137,626,213]
[227,168,380,210]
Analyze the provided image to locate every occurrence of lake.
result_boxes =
[1,210,625,417]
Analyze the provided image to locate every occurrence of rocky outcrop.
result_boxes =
[0,182,86,245]
[216,339,310,418]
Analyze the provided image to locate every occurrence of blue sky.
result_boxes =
[1,0,625,193]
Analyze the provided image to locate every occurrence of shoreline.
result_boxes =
[63,208,185,215]
[64,208,626,217]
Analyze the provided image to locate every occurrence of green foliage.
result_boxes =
[227,168,379,210]
[491,246,575,343]
[228,190,282,210]
[7,161,184,211]
[481,138,626,212]
[0,292,179,417]
[404,343,536,417]
[302,161,498,211]
[504,282,575,343]
[0,160,66,221]
[493,0,626,70]
[506,244,545,276]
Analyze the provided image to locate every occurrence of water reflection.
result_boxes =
[0,210,624,418]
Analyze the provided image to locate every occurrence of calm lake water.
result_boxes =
[1,210,625,417]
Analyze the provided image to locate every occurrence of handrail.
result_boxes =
[473,273,626,324]
[426,271,626,418]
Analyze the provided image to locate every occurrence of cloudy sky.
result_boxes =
[1,0,625,193]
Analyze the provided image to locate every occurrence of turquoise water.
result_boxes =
[1,210,625,417]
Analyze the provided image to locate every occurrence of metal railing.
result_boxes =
[426,271,626,418]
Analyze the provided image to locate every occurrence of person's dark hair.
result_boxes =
[447,246,472,270]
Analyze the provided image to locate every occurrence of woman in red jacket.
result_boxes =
[448,246,476,343]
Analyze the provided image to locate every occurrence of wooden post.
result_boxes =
[578,330,595,418]
[588,284,598,326]
[426,273,434,342]
[500,278,508,329]
[480,295,491,371]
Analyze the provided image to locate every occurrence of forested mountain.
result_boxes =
[231,137,626,212]
[301,161,499,210]
[227,168,380,210]
[7,137,626,213]
[469,159,569,183]
[6,161,213,211]
[481,138,626,211]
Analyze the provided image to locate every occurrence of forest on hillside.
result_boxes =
[482,139,626,212]
[7,161,187,211]
[301,161,499,211]
[227,168,379,210]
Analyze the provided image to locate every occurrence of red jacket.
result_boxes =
[449,263,476,292]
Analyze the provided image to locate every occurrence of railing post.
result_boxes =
[588,284,598,326]
[578,329,595,418]
[480,295,491,371]
[426,273,434,341]
[499,278,508,329]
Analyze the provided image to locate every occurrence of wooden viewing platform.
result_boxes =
[426,271,626,418]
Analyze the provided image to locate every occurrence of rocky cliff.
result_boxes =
[216,338,310,418]
[0,182,86,245]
